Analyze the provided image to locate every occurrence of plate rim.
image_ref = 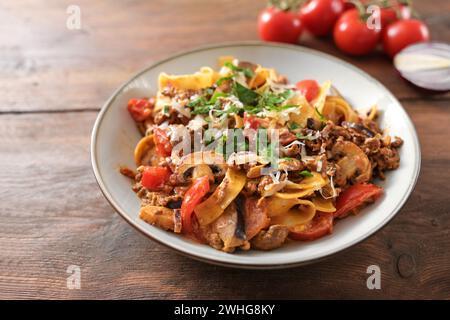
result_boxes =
[90,41,421,269]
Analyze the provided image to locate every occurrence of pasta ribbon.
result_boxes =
[194,168,247,226]
[274,189,315,199]
[289,102,316,128]
[322,96,359,123]
[234,114,244,129]
[158,67,216,91]
[267,198,316,227]
[285,172,327,190]
[311,196,336,213]
[249,67,271,89]
[134,134,157,166]
[312,80,332,113]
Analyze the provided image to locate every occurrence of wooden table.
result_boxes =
[1,0,449,299]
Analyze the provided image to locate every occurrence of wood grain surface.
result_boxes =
[0,0,449,299]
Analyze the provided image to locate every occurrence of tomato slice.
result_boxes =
[141,166,171,191]
[289,212,333,241]
[334,183,383,219]
[295,80,320,102]
[279,130,297,145]
[243,113,269,130]
[127,98,152,122]
[153,128,173,157]
[181,176,210,234]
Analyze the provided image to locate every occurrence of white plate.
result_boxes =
[91,42,421,269]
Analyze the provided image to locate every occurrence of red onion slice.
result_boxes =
[394,42,450,91]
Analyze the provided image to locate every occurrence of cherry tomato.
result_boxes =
[127,98,152,122]
[334,183,383,218]
[382,19,430,58]
[141,166,171,191]
[243,113,269,129]
[289,212,334,241]
[333,9,381,56]
[378,7,398,29]
[300,0,344,36]
[153,128,172,157]
[295,79,320,102]
[181,176,210,234]
[373,5,413,35]
[258,7,303,44]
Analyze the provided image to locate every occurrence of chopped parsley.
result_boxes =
[315,107,326,122]
[298,170,313,178]
[187,80,298,118]
[288,122,300,130]
[224,61,254,78]
[216,75,234,86]
[257,90,296,112]
[209,92,229,104]
[163,105,170,115]
[233,82,259,106]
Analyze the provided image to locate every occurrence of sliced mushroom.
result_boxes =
[342,121,375,137]
[192,164,214,182]
[201,202,249,253]
[247,164,267,179]
[251,225,289,251]
[332,140,371,186]
[278,158,303,172]
[175,151,227,183]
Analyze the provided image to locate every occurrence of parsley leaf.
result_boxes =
[243,104,263,114]
[163,105,170,115]
[216,75,234,86]
[191,104,213,115]
[288,122,299,130]
[298,170,313,178]
[258,89,295,112]
[233,82,259,106]
[187,96,207,108]
[209,92,229,104]
[224,61,254,78]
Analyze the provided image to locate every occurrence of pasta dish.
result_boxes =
[121,57,402,252]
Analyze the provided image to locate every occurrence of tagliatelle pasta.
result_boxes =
[121,56,403,253]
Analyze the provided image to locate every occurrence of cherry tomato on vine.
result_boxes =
[378,7,398,29]
[382,19,430,58]
[333,9,380,56]
[258,6,303,44]
[373,5,412,33]
[299,0,344,36]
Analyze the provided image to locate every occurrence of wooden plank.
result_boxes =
[0,0,449,113]
[0,99,449,299]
